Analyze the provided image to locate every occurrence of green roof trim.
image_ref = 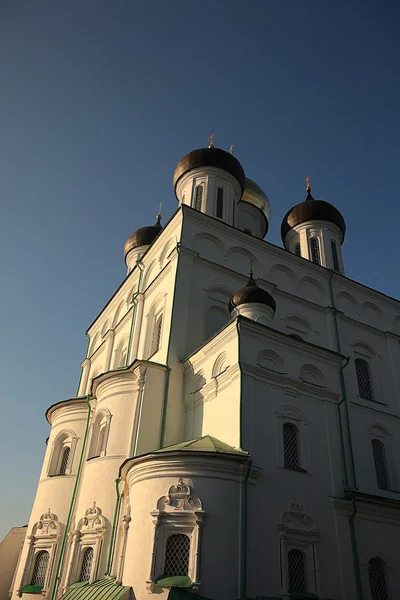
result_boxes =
[155,575,192,588]
[21,585,44,594]
[59,578,131,600]
[154,435,248,456]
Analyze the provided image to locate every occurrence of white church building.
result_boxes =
[7,141,400,600]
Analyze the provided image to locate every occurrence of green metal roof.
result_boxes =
[59,578,131,600]
[154,435,248,456]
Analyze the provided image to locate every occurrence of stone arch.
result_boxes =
[113,300,127,328]
[100,319,110,338]
[335,292,359,316]
[192,233,226,263]
[88,332,100,357]
[276,404,306,421]
[351,340,378,358]
[225,246,259,276]
[360,301,384,327]
[159,238,176,268]
[284,313,312,340]
[212,352,230,378]
[113,335,129,369]
[142,258,159,291]
[298,276,325,305]
[268,264,298,293]
[257,349,285,373]
[299,364,325,386]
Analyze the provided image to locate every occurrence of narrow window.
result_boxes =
[96,426,106,457]
[164,534,190,577]
[368,557,388,600]
[216,187,224,218]
[294,242,301,257]
[331,240,340,272]
[58,446,70,475]
[31,551,49,586]
[78,547,94,582]
[310,238,320,265]
[372,439,390,490]
[355,358,374,401]
[194,186,203,211]
[283,423,300,469]
[288,549,307,593]
[154,315,163,353]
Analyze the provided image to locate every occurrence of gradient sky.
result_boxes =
[1,1,399,540]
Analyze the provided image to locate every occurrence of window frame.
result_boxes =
[30,550,50,586]
[331,239,340,272]
[355,357,375,401]
[276,406,311,474]
[148,479,205,592]
[47,430,77,477]
[193,185,203,211]
[88,410,111,460]
[371,438,390,491]
[288,548,307,594]
[77,547,95,583]
[216,187,224,219]
[309,237,321,265]
[366,425,397,495]
[283,422,301,470]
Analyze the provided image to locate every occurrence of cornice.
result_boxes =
[46,397,88,425]
[121,451,250,484]
[182,321,238,366]
[330,494,400,525]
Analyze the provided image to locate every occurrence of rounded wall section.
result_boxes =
[126,245,148,273]
[175,167,242,227]
[235,201,267,239]
[122,453,246,599]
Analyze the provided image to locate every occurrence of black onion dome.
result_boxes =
[229,274,276,314]
[281,189,346,245]
[173,147,246,197]
[124,217,162,262]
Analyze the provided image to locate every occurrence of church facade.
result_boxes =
[8,142,400,600]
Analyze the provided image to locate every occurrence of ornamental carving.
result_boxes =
[30,508,60,538]
[77,502,106,533]
[281,499,316,533]
[156,478,203,512]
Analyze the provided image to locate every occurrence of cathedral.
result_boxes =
[5,140,400,600]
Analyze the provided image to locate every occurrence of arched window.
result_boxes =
[372,439,390,490]
[368,557,388,600]
[78,547,94,582]
[310,238,320,265]
[88,411,110,459]
[331,240,340,272]
[355,358,374,401]
[283,423,300,469]
[30,551,49,586]
[164,534,190,577]
[150,314,163,355]
[194,186,203,211]
[58,446,70,475]
[216,187,224,218]
[288,549,307,593]
[294,242,301,257]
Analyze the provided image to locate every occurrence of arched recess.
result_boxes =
[88,332,100,357]
[268,264,298,294]
[204,285,232,339]
[47,430,78,476]
[284,314,312,340]
[159,238,176,268]
[192,233,226,264]
[351,340,378,359]
[142,258,159,291]
[298,276,324,305]
[113,300,127,328]
[88,408,112,459]
[144,292,167,358]
[100,319,110,338]
[225,246,259,276]
[335,292,359,316]
[257,349,285,373]
[299,364,325,386]
[360,302,384,328]
[113,336,129,369]
[212,352,230,378]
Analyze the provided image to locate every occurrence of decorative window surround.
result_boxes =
[88,409,112,459]
[279,500,320,597]
[47,431,78,477]
[17,510,60,598]
[61,503,106,591]
[367,425,398,494]
[147,479,205,592]
[276,406,311,474]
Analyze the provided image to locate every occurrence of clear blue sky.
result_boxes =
[1,1,399,540]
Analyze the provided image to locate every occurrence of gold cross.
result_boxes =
[208,133,215,148]
[305,176,312,191]
[157,202,162,220]
[229,144,235,154]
